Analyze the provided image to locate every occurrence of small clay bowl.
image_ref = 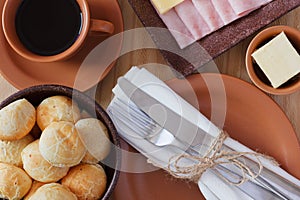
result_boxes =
[246,25,300,95]
[0,84,121,200]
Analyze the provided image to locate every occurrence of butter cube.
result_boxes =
[151,0,184,14]
[252,32,300,88]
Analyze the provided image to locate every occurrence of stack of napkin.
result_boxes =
[108,67,300,199]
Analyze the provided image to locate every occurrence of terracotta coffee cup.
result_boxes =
[2,0,114,62]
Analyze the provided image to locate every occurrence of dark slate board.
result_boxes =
[128,0,300,77]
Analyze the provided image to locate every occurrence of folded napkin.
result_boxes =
[108,67,300,199]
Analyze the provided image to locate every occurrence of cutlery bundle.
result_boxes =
[107,67,300,200]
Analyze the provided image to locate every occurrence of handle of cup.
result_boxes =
[90,19,114,35]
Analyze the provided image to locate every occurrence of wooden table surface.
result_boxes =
[91,0,300,141]
[0,1,299,144]
[0,0,300,140]
[0,1,298,199]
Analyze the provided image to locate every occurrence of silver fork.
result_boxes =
[110,98,300,200]
[112,98,201,154]
[108,98,283,199]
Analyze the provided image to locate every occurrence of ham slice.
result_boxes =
[156,8,196,49]
[228,0,273,16]
[174,0,210,40]
[211,0,238,25]
[192,0,224,31]
[150,0,274,49]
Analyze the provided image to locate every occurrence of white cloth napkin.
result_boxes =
[108,67,300,200]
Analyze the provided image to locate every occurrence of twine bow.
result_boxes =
[165,131,279,185]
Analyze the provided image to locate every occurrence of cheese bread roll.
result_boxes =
[24,181,45,200]
[0,134,34,167]
[62,164,107,200]
[0,98,35,140]
[75,118,111,164]
[36,95,81,130]
[22,140,69,182]
[39,121,86,167]
[28,183,77,200]
[0,163,32,199]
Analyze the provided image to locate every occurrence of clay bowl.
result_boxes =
[246,25,300,95]
[0,84,121,200]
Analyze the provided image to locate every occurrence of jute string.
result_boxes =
[151,131,279,185]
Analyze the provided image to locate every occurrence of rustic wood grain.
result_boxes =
[128,0,300,77]
[94,1,300,140]
[0,0,299,141]
[0,2,299,200]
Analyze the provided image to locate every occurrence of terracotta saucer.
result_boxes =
[112,73,300,200]
[0,0,123,91]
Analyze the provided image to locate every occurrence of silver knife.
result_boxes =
[117,76,300,199]
[117,77,216,149]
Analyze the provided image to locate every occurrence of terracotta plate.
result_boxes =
[111,73,300,200]
[0,0,123,91]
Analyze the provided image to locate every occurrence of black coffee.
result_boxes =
[15,0,82,56]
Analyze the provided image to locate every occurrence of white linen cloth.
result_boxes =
[108,67,300,199]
